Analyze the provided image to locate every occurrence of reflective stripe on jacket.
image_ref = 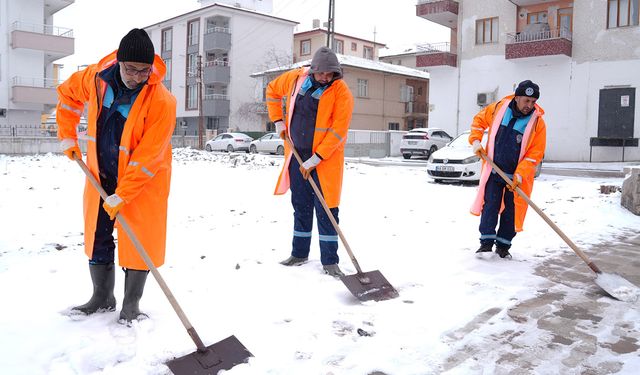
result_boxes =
[469,95,547,232]
[57,50,177,269]
[266,67,354,208]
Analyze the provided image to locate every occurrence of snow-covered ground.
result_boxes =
[0,150,638,375]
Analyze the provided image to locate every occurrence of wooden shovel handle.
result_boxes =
[74,157,209,352]
[479,153,601,274]
[284,137,365,274]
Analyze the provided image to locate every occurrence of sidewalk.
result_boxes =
[541,161,639,178]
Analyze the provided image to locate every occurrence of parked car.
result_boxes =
[249,132,284,155]
[426,131,542,183]
[205,132,253,152]
[400,127,453,159]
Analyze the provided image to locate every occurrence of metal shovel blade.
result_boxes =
[341,270,399,302]
[595,273,640,302]
[166,335,252,375]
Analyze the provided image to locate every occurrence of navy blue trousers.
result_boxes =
[288,156,340,265]
[479,172,516,249]
[89,174,117,265]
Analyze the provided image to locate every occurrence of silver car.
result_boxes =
[205,132,253,152]
[249,132,284,155]
[400,127,453,159]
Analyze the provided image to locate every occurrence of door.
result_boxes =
[598,88,636,139]
[558,8,573,38]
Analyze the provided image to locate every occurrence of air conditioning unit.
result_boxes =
[477,92,494,107]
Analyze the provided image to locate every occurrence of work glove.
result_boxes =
[60,138,81,160]
[507,174,522,192]
[300,153,321,180]
[103,194,125,220]
[275,120,286,139]
[472,140,485,156]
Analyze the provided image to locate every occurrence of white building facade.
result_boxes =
[0,0,74,131]
[383,0,640,162]
[144,2,296,136]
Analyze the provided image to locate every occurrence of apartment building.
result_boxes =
[252,55,430,132]
[0,0,74,130]
[144,1,296,135]
[293,26,386,62]
[382,0,640,162]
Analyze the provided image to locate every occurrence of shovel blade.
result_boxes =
[595,273,640,302]
[341,270,399,302]
[166,335,252,375]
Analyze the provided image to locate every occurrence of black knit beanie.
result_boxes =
[117,28,155,64]
[515,80,540,99]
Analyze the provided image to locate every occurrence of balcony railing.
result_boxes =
[204,94,229,100]
[415,41,457,67]
[507,27,572,44]
[405,101,428,114]
[12,21,73,37]
[416,42,452,53]
[204,60,229,67]
[205,26,231,34]
[12,76,59,88]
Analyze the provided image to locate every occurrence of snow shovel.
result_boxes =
[285,137,399,302]
[479,153,639,302]
[74,156,252,374]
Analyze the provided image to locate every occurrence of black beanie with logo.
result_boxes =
[117,28,155,64]
[515,80,540,99]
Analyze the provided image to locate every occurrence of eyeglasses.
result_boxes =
[121,63,152,77]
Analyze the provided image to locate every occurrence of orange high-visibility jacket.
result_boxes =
[469,95,547,232]
[57,51,177,270]
[266,67,354,208]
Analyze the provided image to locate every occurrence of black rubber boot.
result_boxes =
[119,269,149,324]
[475,242,494,253]
[495,246,512,259]
[72,263,116,315]
[280,256,308,266]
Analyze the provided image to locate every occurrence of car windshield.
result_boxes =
[448,132,489,149]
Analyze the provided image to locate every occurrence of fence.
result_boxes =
[507,27,572,44]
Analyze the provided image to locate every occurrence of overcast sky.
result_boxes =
[54,0,449,78]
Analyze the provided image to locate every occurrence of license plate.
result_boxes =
[436,166,454,172]
[408,141,417,145]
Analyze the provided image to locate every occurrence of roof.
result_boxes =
[294,28,386,47]
[144,2,298,29]
[251,54,430,80]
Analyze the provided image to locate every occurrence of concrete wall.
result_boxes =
[0,136,202,154]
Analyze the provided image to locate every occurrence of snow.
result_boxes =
[1,150,639,374]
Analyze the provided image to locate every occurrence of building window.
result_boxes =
[187,20,200,46]
[527,11,547,24]
[206,117,221,130]
[161,28,172,52]
[334,39,344,54]
[558,8,574,32]
[351,42,357,51]
[357,79,368,97]
[300,39,311,55]
[163,58,172,88]
[187,53,198,77]
[388,122,399,131]
[186,84,198,110]
[476,17,499,44]
[608,0,639,28]
[363,46,374,60]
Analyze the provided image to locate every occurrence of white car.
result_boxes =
[205,132,253,152]
[249,132,284,155]
[400,127,453,159]
[426,131,487,183]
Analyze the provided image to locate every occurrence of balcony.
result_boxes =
[204,27,231,51]
[11,77,59,105]
[203,94,230,117]
[416,0,458,28]
[11,21,74,60]
[415,42,457,68]
[505,27,572,59]
[203,60,230,84]
[404,101,428,117]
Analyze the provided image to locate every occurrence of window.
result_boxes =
[187,20,200,46]
[357,79,368,97]
[558,8,573,33]
[388,122,399,131]
[187,53,198,77]
[300,39,311,55]
[161,28,172,52]
[186,84,198,110]
[207,117,221,130]
[351,42,357,51]
[334,39,344,54]
[163,58,172,88]
[476,17,499,44]
[527,11,547,24]
[363,46,374,60]
[608,0,639,28]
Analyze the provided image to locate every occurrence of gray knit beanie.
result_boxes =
[309,47,343,79]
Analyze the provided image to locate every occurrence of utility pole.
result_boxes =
[326,0,335,49]
[197,54,204,150]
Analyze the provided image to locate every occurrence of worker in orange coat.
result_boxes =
[266,47,354,277]
[469,80,546,259]
[57,29,176,323]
